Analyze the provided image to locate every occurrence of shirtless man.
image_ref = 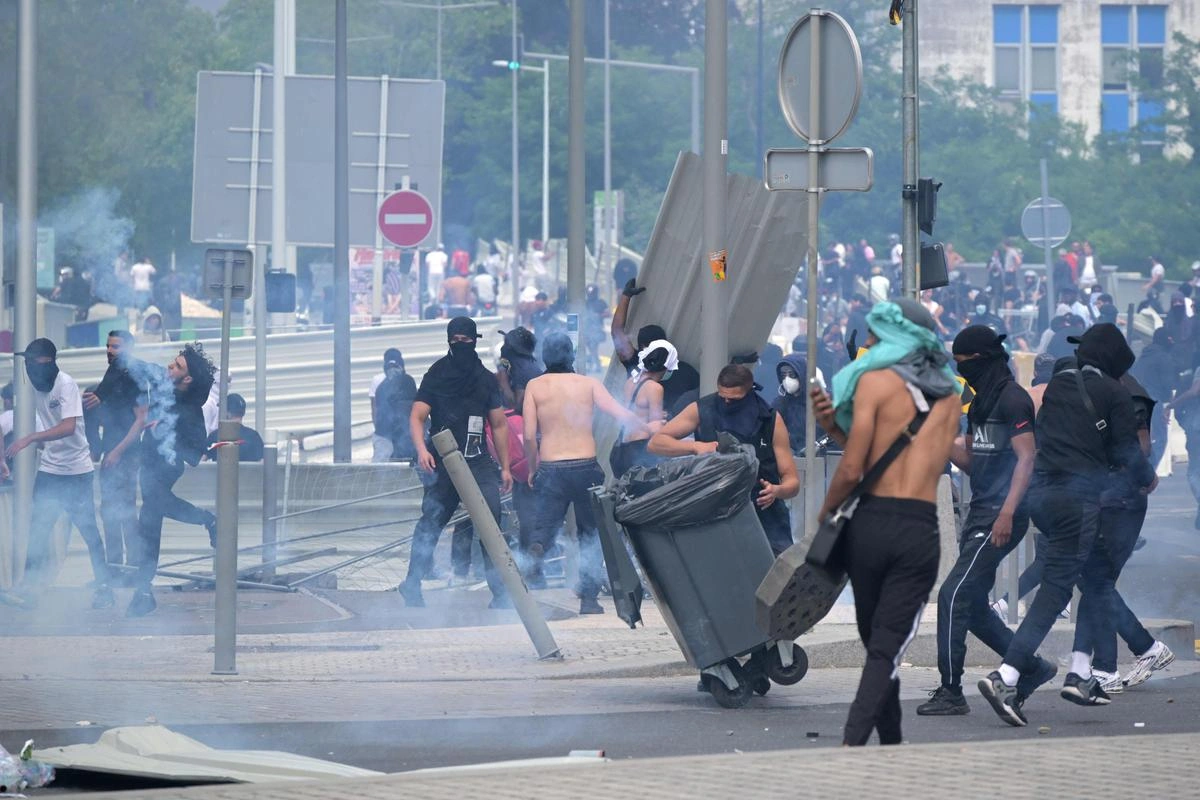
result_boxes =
[610,339,675,477]
[810,298,961,746]
[522,332,646,612]
[439,272,474,317]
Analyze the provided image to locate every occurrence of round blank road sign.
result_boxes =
[1020,196,1072,249]
[777,10,863,144]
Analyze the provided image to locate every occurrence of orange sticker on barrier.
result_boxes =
[709,249,727,282]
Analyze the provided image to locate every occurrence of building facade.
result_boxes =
[919,1,1200,146]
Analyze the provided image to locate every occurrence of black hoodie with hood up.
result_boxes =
[1033,323,1155,491]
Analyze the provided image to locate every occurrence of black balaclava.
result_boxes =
[1069,322,1135,379]
[22,337,59,393]
[952,325,1012,422]
[542,332,576,373]
[446,316,481,369]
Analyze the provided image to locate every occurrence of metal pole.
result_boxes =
[691,70,701,154]
[436,0,443,80]
[568,0,586,363]
[803,12,824,544]
[219,253,234,416]
[603,0,612,292]
[901,0,919,298]
[541,59,550,246]
[1039,158,1057,324]
[700,0,728,389]
[756,0,764,165]
[261,431,279,578]
[432,431,560,659]
[212,419,241,675]
[510,0,521,312]
[265,0,288,436]
[12,0,37,572]
[333,0,352,462]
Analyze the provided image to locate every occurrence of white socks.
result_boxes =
[1071,651,1093,679]
[998,664,1021,686]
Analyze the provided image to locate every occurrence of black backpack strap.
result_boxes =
[1071,368,1108,433]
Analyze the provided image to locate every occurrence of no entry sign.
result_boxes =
[378,189,434,248]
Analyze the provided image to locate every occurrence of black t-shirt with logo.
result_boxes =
[415,355,503,461]
[968,382,1035,508]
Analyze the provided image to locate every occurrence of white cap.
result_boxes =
[637,339,679,373]
[520,285,540,303]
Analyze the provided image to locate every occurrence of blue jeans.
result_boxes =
[1003,475,1100,674]
[531,458,606,600]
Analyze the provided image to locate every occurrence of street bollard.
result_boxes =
[212,419,240,675]
[432,429,561,660]
[261,431,279,579]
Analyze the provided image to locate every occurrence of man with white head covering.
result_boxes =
[610,339,678,477]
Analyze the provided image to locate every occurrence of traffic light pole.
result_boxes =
[901,0,920,298]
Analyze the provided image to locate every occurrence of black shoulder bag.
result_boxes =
[806,410,930,570]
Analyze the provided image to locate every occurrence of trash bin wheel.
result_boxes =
[766,644,809,686]
[752,675,771,696]
[703,660,753,709]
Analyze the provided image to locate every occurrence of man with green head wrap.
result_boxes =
[810,298,962,746]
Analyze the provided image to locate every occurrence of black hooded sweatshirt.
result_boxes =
[1033,323,1155,492]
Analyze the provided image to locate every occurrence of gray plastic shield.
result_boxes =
[777,11,863,143]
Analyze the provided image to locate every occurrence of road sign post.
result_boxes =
[204,247,252,676]
[766,9,871,543]
[1021,162,1071,327]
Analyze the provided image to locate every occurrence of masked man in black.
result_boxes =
[919,327,1052,716]
[648,364,799,555]
[979,324,1157,725]
[397,317,512,609]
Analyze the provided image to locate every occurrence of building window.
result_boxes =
[1100,4,1167,145]
[993,5,1059,116]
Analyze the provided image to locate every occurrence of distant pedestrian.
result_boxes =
[610,339,674,477]
[372,349,418,462]
[130,256,156,312]
[5,338,113,610]
[370,348,413,463]
[472,265,498,316]
[82,331,148,569]
[522,333,646,611]
[609,279,700,413]
[206,394,265,462]
[425,244,448,304]
[496,327,543,557]
[397,317,512,609]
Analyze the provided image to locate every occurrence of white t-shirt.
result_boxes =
[890,243,903,266]
[869,274,891,304]
[472,273,497,303]
[368,371,386,399]
[1,408,12,438]
[426,250,448,277]
[35,371,93,476]
[202,368,226,436]
[130,261,156,292]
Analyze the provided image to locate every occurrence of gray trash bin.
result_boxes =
[600,445,809,708]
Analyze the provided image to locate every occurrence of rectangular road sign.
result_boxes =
[764,147,874,192]
[192,72,445,248]
[204,248,253,301]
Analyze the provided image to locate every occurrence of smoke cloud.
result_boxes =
[39,188,135,306]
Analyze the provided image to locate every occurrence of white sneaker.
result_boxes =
[1093,669,1123,694]
[1123,642,1175,688]
[990,598,1009,620]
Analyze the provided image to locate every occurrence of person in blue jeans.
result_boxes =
[522,333,646,614]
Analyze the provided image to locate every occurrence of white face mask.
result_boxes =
[781,375,801,395]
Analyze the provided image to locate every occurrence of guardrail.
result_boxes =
[1,315,501,437]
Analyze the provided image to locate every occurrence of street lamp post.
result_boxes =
[493,59,550,248]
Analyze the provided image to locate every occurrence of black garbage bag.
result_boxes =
[613,442,759,529]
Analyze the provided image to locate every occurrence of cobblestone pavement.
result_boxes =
[61,733,1200,800]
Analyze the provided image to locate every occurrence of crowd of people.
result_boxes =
[46,252,187,341]
[1,332,261,617]
[3,238,1191,747]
